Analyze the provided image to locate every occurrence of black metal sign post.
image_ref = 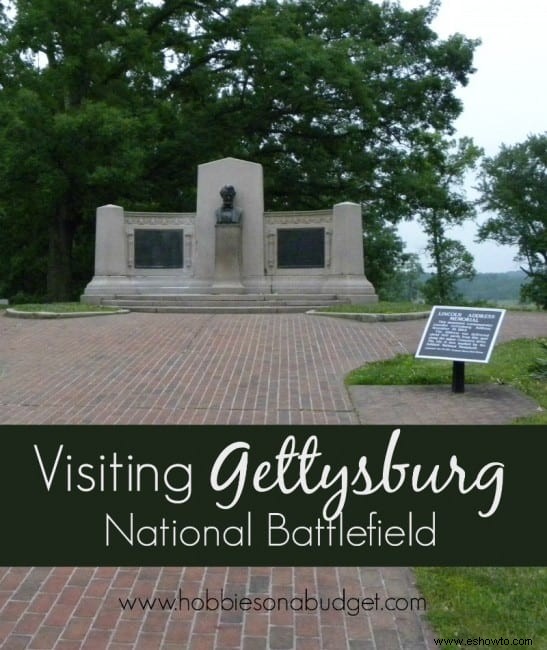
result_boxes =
[452,360,465,393]
[416,306,506,394]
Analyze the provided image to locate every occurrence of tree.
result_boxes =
[415,137,481,303]
[0,0,165,299]
[477,133,547,308]
[362,215,424,301]
[373,250,424,303]
[386,253,425,303]
[421,239,474,303]
[207,0,479,214]
[0,0,479,300]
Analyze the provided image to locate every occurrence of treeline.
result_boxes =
[387,266,531,305]
[455,271,528,303]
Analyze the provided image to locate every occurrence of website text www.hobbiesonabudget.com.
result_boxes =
[117,590,534,646]
[118,588,425,616]
[433,639,533,647]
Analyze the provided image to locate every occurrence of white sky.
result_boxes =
[396,0,547,272]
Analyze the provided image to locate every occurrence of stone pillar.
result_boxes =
[325,201,377,303]
[194,157,266,290]
[94,204,127,275]
[213,224,243,289]
[331,202,365,275]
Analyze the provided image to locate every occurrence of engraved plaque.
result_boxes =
[134,229,183,269]
[277,228,325,268]
[416,306,506,363]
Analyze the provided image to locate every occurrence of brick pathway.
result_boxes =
[0,313,406,425]
[1,311,545,649]
[349,384,542,425]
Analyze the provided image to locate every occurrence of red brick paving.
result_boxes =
[1,311,545,649]
[1,313,402,425]
[0,566,435,649]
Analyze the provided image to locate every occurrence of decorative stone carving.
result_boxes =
[264,210,333,226]
[325,229,332,268]
[125,213,196,226]
[266,232,276,269]
[184,233,193,269]
[127,233,134,268]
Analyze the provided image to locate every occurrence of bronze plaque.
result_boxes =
[134,229,183,269]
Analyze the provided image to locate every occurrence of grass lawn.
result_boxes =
[8,302,121,313]
[322,301,543,314]
[319,301,432,313]
[415,567,547,645]
[348,338,547,644]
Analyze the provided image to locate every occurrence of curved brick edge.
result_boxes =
[4,307,129,319]
[307,309,430,322]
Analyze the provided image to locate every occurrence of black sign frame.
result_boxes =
[415,305,506,364]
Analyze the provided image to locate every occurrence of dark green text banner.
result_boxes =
[2,425,544,566]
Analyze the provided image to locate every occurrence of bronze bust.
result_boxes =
[215,185,242,224]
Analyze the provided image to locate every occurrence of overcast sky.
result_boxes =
[395,0,547,273]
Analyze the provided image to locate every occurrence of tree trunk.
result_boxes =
[47,207,75,301]
[431,220,447,302]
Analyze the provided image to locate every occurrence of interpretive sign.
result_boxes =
[416,306,505,363]
[277,228,325,268]
[134,229,183,269]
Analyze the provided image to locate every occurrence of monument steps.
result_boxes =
[103,292,341,301]
[100,293,349,313]
[104,305,338,314]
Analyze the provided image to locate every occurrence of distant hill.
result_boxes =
[455,270,528,302]
[418,270,529,303]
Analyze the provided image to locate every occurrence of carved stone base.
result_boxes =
[213,224,243,290]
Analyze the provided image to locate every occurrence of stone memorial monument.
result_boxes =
[81,157,377,311]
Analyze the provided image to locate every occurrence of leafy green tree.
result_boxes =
[362,216,423,301]
[421,239,474,303]
[415,137,481,303]
[208,0,479,213]
[0,0,165,299]
[477,133,547,308]
[382,253,425,303]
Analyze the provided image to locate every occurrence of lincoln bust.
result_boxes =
[215,185,242,224]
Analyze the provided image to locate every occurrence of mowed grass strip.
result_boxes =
[9,302,121,313]
[320,301,432,313]
[415,567,547,645]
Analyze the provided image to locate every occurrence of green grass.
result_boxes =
[320,301,432,313]
[322,301,542,313]
[346,338,547,424]
[9,302,121,313]
[415,567,547,645]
